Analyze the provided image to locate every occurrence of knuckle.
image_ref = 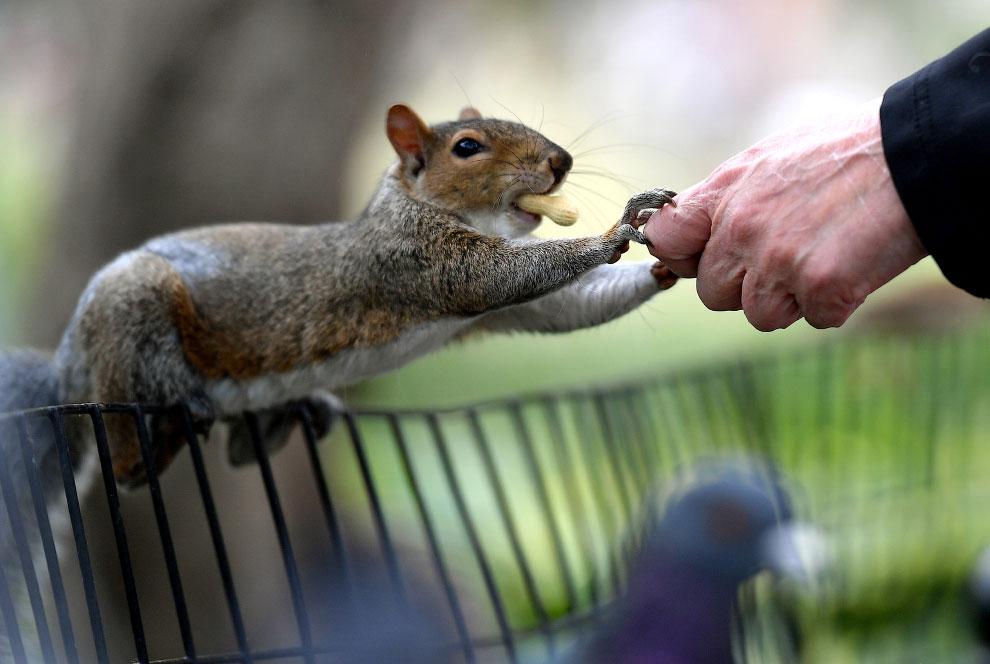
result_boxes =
[696,281,729,311]
[758,240,797,272]
[743,307,781,332]
[797,259,866,329]
[805,304,852,329]
[800,261,835,293]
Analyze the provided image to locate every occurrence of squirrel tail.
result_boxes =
[0,348,58,415]
[0,348,64,662]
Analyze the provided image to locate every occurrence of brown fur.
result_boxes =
[49,105,675,486]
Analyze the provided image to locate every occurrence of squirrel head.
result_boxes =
[386,104,573,238]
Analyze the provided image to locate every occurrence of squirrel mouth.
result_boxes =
[510,203,542,226]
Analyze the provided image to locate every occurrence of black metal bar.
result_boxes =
[601,393,650,502]
[49,409,110,664]
[590,394,639,574]
[922,342,940,489]
[629,388,669,480]
[179,407,253,662]
[244,411,316,664]
[541,397,603,623]
[0,427,56,663]
[297,405,357,608]
[468,408,545,662]
[87,407,149,663]
[728,361,772,456]
[650,384,689,469]
[14,414,79,664]
[597,393,659,564]
[143,609,606,664]
[611,394,662,554]
[143,629,513,664]
[0,535,29,664]
[590,395,635,528]
[509,404,581,616]
[342,413,406,606]
[427,412,516,661]
[130,406,196,662]
[387,414,476,664]
[692,374,729,452]
[569,396,624,597]
[622,389,662,481]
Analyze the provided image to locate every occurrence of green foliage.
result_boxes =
[0,123,49,346]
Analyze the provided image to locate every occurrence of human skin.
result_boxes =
[643,97,928,331]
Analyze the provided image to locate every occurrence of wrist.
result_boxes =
[855,98,927,266]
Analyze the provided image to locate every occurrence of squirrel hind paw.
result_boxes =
[226,412,297,466]
[225,394,343,466]
[110,412,196,489]
[651,261,679,290]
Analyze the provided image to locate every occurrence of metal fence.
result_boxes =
[4,325,990,663]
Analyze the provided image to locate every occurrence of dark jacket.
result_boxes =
[880,28,990,298]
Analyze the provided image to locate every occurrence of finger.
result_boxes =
[740,271,801,332]
[632,209,652,228]
[695,247,744,311]
[642,187,713,277]
[792,257,870,329]
[799,285,864,329]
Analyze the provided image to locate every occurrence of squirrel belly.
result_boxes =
[204,315,474,414]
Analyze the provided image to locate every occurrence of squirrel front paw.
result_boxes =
[604,223,649,263]
[619,188,677,228]
[604,189,676,263]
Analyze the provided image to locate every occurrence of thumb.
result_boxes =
[642,186,713,278]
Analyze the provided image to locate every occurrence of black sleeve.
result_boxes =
[880,28,990,298]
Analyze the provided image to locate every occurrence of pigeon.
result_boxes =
[570,457,826,664]
[967,546,990,662]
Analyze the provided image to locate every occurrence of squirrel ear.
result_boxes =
[458,107,482,120]
[386,104,432,177]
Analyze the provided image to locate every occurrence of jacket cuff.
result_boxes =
[880,28,990,298]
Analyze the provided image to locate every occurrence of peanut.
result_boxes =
[516,194,579,226]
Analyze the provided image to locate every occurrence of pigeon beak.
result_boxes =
[759,521,832,586]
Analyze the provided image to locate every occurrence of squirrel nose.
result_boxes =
[547,151,573,186]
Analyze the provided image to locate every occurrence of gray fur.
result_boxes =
[5,107,678,487]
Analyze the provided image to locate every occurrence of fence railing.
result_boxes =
[3,325,990,663]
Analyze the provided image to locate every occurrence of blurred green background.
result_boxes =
[1,0,987,408]
[2,0,990,662]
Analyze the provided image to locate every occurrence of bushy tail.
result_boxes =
[1,348,60,662]
[0,349,57,416]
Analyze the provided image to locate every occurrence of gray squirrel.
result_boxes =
[0,104,677,489]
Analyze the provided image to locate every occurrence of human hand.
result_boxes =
[643,98,927,331]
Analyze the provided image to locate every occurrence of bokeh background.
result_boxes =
[2,0,990,662]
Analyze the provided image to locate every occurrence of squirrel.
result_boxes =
[0,104,678,491]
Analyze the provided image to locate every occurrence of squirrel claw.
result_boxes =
[619,188,678,227]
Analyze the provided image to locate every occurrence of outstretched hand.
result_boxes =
[643,98,927,331]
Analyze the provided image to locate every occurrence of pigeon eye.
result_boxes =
[453,137,483,158]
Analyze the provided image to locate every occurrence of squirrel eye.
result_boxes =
[452,137,483,158]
